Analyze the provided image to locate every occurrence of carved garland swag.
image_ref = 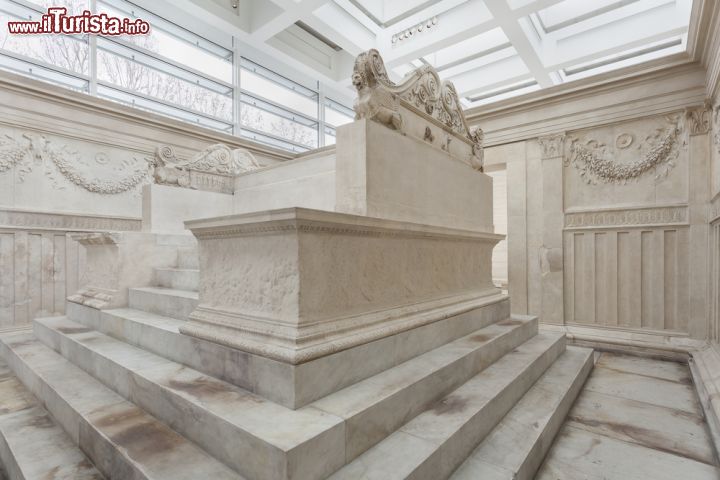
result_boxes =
[566,116,683,185]
[0,133,150,194]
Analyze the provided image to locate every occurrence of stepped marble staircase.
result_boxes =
[0,239,594,480]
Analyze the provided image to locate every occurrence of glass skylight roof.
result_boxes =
[325,0,694,106]
[148,0,697,109]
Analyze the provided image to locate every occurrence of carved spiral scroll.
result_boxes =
[352,49,483,170]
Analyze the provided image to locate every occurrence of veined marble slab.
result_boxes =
[583,360,701,414]
[536,426,720,480]
[567,390,716,465]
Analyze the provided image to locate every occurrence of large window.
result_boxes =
[0,0,353,152]
[239,58,319,152]
[0,0,89,90]
[323,98,354,146]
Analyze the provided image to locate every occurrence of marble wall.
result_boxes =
[710,104,720,342]
[0,69,291,329]
[484,105,714,346]
[0,213,141,329]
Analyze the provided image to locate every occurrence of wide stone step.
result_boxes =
[450,346,594,480]
[153,267,199,292]
[329,332,566,480]
[128,286,198,320]
[65,299,513,411]
[65,304,261,394]
[311,316,538,462]
[0,359,104,479]
[176,246,199,269]
[34,316,345,480]
[34,315,537,480]
[0,333,241,480]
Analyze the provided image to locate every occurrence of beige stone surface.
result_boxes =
[182,207,502,365]
[67,232,183,311]
[232,149,336,214]
[142,184,233,234]
[0,332,241,479]
[451,346,593,480]
[71,296,511,409]
[539,352,720,480]
[335,119,493,231]
[537,426,720,480]
[331,333,566,479]
[0,361,103,479]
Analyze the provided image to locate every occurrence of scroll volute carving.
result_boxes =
[352,49,484,171]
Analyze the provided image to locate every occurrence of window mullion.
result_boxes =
[89,0,98,95]
[234,45,241,137]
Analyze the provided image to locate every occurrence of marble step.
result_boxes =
[66,304,263,393]
[311,316,538,462]
[0,359,104,479]
[176,246,199,269]
[128,286,198,320]
[34,315,537,480]
[535,425,720,480]
[330,332,566,480]
[153,267,199,292]
[0,333,241,480]
[450,346,594,480]
[34,316,345,480]
[66,300,519,412]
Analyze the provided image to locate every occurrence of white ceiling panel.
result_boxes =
[163,0,696,105]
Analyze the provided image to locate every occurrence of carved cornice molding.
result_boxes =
[70,231,122,245]
[538,133,566,159]
[564,205,689,229]
[466,61,704,147]
[191,221,502,242]
[686,104,712,136]
[182,291,504,365]
[352,49,484,170]
[0,208,140,232]
[565,115,684,184]
[187,208,503,243]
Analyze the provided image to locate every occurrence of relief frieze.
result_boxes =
[565,206,688,229]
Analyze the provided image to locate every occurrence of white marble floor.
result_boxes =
[536,352,720,480]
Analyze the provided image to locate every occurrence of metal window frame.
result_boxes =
[0,0,356,152]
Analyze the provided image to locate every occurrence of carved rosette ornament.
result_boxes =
[0,132,151,193]
[352,49,484,171]
[566,116,684,185]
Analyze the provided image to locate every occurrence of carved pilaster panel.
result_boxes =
[538,134,566,159]
[686,104,712,136]
[714,106,720,155]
